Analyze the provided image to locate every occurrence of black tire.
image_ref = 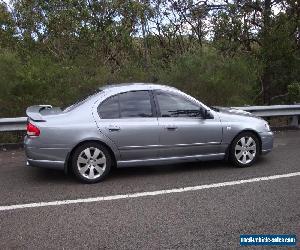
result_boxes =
[72,142,112,183]
[229,132,260,168]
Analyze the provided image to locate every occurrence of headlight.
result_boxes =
[264,122,271,131]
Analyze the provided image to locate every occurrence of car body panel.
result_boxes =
[93,117,160,161]
[117,153,226,167]
[157,116,223,158]
[24,83,273,171]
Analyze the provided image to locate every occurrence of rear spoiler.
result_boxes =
[26,105,52,121]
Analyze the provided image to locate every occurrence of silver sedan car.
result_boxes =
[24,83,273,183]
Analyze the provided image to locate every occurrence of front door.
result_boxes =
[154,90,223,158]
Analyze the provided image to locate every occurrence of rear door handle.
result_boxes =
[107,125,121,132]
[165,125,178,130]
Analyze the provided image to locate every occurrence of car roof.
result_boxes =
[99,83,178,93]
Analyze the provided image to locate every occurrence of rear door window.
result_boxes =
[98,91,154,119]
[119,91,153,118]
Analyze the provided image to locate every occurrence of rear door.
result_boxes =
[95,90,159,161]
[154,90,223,158]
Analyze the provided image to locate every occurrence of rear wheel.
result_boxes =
[230,132,260,167]
[72,142,112,183]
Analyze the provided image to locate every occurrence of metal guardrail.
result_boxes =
[0,117,27,132]
[233,105,300,117]
[233,105,300,127]
[0,105,299,132]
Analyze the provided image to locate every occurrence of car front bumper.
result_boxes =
[259,131,274,154]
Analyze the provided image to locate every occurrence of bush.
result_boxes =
[0,50,22,117]
[157,49,260,106]
[0,48,263,118]
[0,54,112,117]
[288,82,300,103]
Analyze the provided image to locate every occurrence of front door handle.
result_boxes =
[165,125,178,130]
[107,125,121,132]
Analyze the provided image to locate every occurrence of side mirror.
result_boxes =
[200,108,214,119]
[205,110,214,119]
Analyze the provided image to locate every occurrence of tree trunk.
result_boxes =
[261,0,272,104]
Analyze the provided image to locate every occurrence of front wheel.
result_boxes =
[229,132,260,168]
[72,142,112,183]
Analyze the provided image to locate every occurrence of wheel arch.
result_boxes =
[225,129,262,160]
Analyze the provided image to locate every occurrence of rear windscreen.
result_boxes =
[63,89,102,112]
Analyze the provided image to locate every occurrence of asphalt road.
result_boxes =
[0,130,299,249]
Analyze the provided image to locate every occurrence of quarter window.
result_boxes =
[155,91,201,117]
[98,95,120,119]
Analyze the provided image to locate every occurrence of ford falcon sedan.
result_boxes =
[24,83,273,183]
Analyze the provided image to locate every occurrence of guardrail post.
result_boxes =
[290,116,299,128]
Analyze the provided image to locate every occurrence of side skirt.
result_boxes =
[117,153,225,168]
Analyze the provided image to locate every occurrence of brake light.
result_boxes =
[27,122,40,136]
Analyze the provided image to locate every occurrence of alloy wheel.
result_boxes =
[77,147,107,180]
[234,136,257,165]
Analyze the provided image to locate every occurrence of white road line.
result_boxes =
[1,171,300,212]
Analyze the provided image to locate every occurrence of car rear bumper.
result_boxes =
[259,131,274,154]
[24,136,69,171]
[26,159,65,170]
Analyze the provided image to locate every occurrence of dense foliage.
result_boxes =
[0,0,299,117]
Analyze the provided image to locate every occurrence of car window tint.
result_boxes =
[119,91,153,118]
[156,91,200,117]
[98,95,120,119]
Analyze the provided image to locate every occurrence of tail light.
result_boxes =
[27,122,40,136]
